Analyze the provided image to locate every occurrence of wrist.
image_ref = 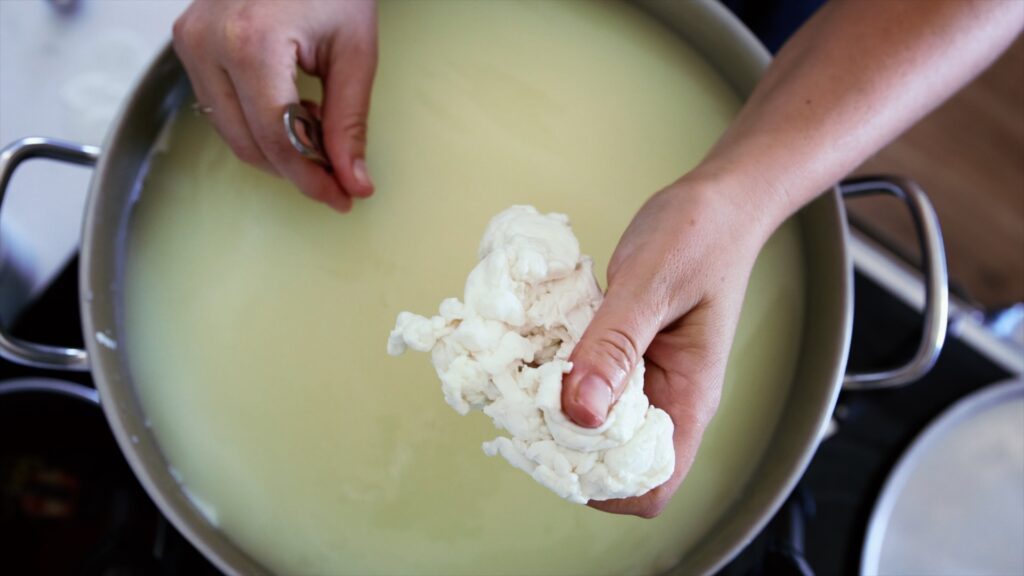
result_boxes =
[684,114,844,238]
[672,161,792,250]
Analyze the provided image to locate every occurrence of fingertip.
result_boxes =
[568,404,605,428]
[587,498,635,516]
[587,494,666,519]
[345,182,374,199]
[347,157,375,198]
[326,192,353,214]
[289,165,353,214]
[562,373,612,428]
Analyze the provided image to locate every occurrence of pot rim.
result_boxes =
[77,1,853,574]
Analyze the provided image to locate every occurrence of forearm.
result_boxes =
[690,0,1023,235]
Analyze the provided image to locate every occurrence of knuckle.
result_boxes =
[330,114,369,147]
[221,9,266,62]
[172,14,200,48]
[592,328,641,375]
[345,117,369,144]
[171,16,186,42]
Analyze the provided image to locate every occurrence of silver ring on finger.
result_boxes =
[191,102,214,116]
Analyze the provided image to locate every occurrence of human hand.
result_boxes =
[172,0,377,213]
[560,175,773,518]
[568,0,1023,517]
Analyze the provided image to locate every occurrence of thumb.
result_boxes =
[322,27,378,199]
[562,286,662,428]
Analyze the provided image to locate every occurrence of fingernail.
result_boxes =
[353,158,371,188]
[574,374,612,425]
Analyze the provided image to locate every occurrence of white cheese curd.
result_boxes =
[388,205,675,503]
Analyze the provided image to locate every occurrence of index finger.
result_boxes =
[225,39,352,213]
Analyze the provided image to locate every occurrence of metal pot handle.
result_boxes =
[840,176,949,390]
[0,137,99,372]
[0,377,100,404]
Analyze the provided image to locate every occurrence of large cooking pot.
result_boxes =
[0,1,949,573]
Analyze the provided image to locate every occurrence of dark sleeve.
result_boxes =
[720,0,828,53]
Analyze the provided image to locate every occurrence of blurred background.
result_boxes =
[849,37,1024,309]
[0,0,190,324]
[724,0,1023,310]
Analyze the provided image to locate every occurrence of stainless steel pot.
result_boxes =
[0,1,949,573]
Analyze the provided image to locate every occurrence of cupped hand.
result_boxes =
[173,0,377,213]
[561,175,773,518]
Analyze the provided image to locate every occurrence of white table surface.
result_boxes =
[0,0,189,323]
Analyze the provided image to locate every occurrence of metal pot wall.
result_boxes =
[0,1,949,574]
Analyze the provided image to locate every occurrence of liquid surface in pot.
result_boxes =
[125,1,806,574]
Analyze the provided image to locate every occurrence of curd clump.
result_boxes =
[388,206,675,503]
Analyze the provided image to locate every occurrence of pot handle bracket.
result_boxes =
[0,377,100,404]
[0,137,99,372]
[840,176,949,390]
